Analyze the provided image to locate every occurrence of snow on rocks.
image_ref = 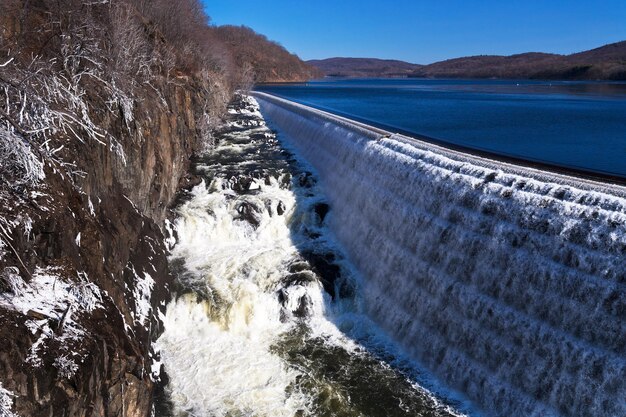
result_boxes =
[0,382,18,417]
[164,219,176,251]
[127,264,155,327]
[0,126,46,187]
[87,196,96,216]
[53,355,79,380]
[148,344,164,382]
[0,218,19,263]
[225,94,266,129]
[0,267,102,318]
[0,266,103,374]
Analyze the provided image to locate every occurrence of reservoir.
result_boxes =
[257,78,626,178]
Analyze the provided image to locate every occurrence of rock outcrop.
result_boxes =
[0,72,211,417]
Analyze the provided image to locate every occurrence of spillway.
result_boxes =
[253,92,626,417]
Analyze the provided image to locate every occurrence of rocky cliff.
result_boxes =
[0,77,209,417]
[0,1,240,415]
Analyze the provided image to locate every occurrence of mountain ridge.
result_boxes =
[307,57,422,77]
[308,41,626,80]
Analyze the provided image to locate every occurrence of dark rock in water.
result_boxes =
[280,172,292,189]
[235,201,261,227]
[250,132,268,140]
[279,309,289,323]
[283,271,318,287]
[277,287,312,319]
[314,203,330,223]
[277,201,286,216]
[338,280,356,299]
[230,175,255,193]
[483,172,497,183]
[301,252,341,299]
[293,294,311,318]
[288,260,310,273]
[298,172,316,188]
[305,231,322,240]
[153,369,176,417]
[277,288,287,304]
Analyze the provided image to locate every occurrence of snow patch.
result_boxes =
[128,265,155,326]
[0,267,103,370]
[149,344,163,382]
[88,197,95,216]
[164,219,176,250]
[0,382,18,417]
[123,195,139,213]
[54,355,79,380]
[21,217,33,242]
[0,126,45,186]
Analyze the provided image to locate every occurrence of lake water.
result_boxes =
[256,78,626,178]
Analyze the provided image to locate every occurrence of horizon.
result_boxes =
[203,0,626,64]
[304,40,625,64]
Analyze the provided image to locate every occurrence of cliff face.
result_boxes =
[0,2,228,415]
[0,70,209,417]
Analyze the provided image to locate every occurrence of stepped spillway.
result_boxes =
[253,92,626,417]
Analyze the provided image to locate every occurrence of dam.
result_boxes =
[251,92,626,417]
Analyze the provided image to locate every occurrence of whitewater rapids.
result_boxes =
[154,95,468,417]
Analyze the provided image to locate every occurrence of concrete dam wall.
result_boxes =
[253,92,626,417]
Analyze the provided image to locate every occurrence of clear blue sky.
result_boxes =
[202,0,626,64]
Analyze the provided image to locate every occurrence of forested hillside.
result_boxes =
[307,57,421,77]
[309,41,626,80]
[410,41,626,80]
[215,25,322,83]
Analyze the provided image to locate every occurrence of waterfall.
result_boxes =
[254,92,626,417]
[155,95,469,417]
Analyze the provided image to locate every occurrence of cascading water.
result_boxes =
[154,95,470,417]
[253,92,626,417]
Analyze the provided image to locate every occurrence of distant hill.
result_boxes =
[412,52,561,79]
[309,41,626,80]
[214,25,322,83]
[307,57,422,77]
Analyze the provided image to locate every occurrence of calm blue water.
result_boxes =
[256,78,626,178]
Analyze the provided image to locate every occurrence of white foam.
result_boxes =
[155,171,314,416]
